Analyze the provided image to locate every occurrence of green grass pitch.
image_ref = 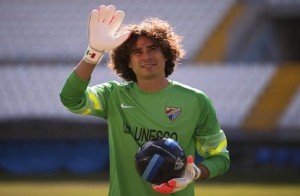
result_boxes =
[0,182,299,196]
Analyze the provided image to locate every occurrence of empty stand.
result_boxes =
[194,1,246,63]
[279,86,300,130]
[170,63,276,129]
[0,63,277,131]
[0,63,120,120]
[0,0,236,63]
[0,0,299,177]
[242,64,300,132]
[0,0,298,132]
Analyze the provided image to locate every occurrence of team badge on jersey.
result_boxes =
[165,106,181,121]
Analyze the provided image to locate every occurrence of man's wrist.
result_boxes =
[197,164,210,179]
[83,46,104,64]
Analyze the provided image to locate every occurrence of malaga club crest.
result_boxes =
[165,106,181,121]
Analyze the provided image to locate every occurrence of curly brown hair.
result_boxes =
[108,18,185,82]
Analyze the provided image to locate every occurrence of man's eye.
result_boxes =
[132,50,141,55]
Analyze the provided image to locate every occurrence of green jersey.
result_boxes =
[60,71,230,196]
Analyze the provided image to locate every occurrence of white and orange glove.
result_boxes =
[83,5,130,64]
[152,155,201,194]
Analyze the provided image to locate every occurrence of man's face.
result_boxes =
[129,36,167,82]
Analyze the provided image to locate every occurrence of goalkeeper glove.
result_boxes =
[152,155,201,194]
[84,5,130,64]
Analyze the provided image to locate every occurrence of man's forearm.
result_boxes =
[74,59,98,81]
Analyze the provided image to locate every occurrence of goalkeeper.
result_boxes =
[60,4,230,196]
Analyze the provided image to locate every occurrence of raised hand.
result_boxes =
[84,5,130,64]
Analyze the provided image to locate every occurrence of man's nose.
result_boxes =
[141,50,151,60]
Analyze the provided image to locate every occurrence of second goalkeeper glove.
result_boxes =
[152,155,201,194]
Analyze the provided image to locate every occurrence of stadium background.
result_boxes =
[0,0,299,195]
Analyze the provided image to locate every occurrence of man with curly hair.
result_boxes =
[60,5,230,196]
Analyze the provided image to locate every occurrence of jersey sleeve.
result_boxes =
[194,93,230,178]
[59,71,109,118]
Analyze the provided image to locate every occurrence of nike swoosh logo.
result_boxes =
[121,103,135,109]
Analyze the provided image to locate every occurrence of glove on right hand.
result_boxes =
[84,5,130,64]
[152,155,201,194]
